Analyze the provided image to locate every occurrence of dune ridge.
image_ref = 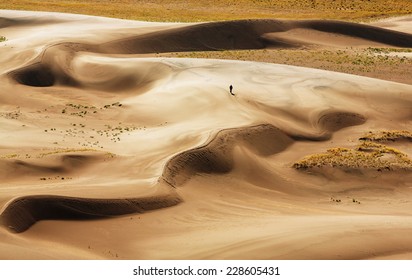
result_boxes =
[101,19,412,54]
[0,114,368,232]
[162,124,294,187]
[0,16,61,28]
[0,112,371,232]
[0,192,182,233]
[7,18,412,89]
[0,152,108,180]
[294,20,412,47]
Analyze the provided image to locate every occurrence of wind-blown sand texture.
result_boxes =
[1,10,412,259]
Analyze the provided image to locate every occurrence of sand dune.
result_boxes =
[0,152,105,180]
[101,19,412,53]
[162,124,294,187]
[0,10,412,259]
[1,192,181,233]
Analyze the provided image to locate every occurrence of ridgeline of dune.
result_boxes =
[7,19,412,90]
[0,193,182,233]
[161,124,294,187]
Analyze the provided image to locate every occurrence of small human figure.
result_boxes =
[229,84,234,96]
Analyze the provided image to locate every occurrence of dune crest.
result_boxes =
[0,192,182,233]
[162,124,294,187]
[100,19,412,54]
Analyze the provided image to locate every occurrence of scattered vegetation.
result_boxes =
[359,130,412,142]
[352,198,361,204]
[63,103,97,118]
[293,130,412,172]
[330,197,361,204]
[1,0,411,22]
[0,154,18,159]
[40,118,142,149]
[0,36,6,42]
[0,110,21,120]
[61,102,122,118]
[331,197,341,203]
[39,175,72,181]
[367,47,412,54]
[34,101,150,148]
[1,100,143,153]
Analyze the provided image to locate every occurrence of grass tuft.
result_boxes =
[359,130,412,142]
[293,130,412,172]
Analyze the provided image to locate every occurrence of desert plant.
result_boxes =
[293,140,412,171]
[359,130,412,142]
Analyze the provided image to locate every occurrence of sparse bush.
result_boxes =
[359,130,412,142]
[293,133,412,172]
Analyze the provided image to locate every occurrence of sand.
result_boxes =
[0,10,412,259]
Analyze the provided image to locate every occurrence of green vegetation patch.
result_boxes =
[0,36,6,42]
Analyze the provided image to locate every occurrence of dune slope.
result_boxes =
[101,19,412,54]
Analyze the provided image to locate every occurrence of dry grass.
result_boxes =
[360,130,412,142]
[293,144,412,171]
[1,0,411,22]
[0,154,18,159]
[159,48,412,85]
[293,131,412,171]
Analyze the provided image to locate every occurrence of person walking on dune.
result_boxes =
[229,84,234,96]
